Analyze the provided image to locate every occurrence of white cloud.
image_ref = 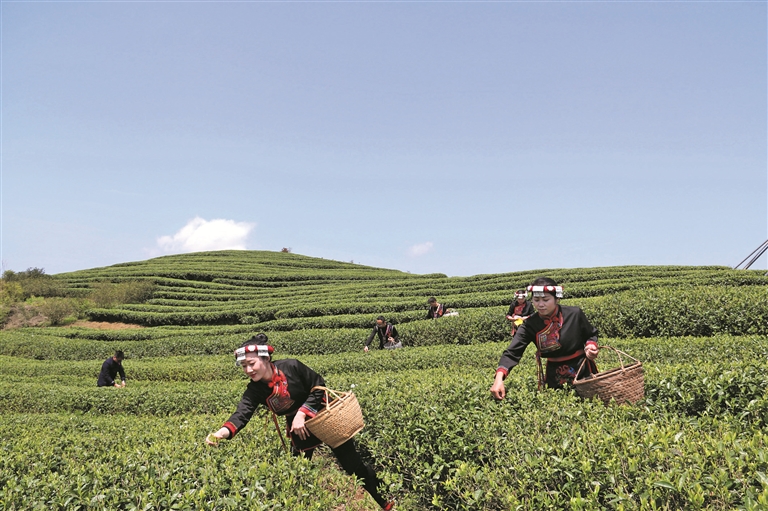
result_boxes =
[155,217,256,254]
[407,241,434,257]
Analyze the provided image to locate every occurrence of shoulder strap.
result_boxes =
[269,412,288,453]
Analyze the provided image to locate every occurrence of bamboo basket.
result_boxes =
[304,386,365,448]
[572,346,644,405]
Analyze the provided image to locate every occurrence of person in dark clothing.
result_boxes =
[490,278,599,397]
[506,289,535,337]
[97,350,126,387]
[426,297,445,319]
[365,316,401,352]
[206,334,395,511]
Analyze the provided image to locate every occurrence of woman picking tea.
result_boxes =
[490,278,599,398]
[206,334,394,510]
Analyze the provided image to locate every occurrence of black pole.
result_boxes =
[734,239,768,270]
[744,242,768,270]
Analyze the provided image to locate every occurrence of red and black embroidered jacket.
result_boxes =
[507,300,535,318]
[496,305,598,378]
[222,359,326,438]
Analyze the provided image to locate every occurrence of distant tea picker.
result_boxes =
[490,278,599,398]
[506,289,534,337]
[364,316,402,352]
[97,350,126,388]
[426,296,458,319]
[206,334,395,510]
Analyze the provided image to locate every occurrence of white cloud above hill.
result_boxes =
[154,217,256,255]
[407,241,434,257]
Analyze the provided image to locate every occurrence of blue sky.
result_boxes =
[2,1,766,276]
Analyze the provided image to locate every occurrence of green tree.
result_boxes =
[39,298,76,326]
[3,267,66,299]
[89,281,156,308]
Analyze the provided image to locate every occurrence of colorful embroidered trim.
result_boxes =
[266,367,295,414]
[298,405,318,419]
[527,285,563,298]
[536,311,563,353]
[222,421,237,438]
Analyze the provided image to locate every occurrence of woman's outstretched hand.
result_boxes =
[490,373,506,401]
[205,428,230,446]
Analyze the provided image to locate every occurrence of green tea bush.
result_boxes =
[0,330,244,360]
[2,336,768,509]
[646,361,768,425]
[0,344,503,382]
[398,309,508,347]
[4,253,768,510]
[350,367,768,510]
[85,278,768,332]
[0,380,242,415]
[609,335,768,364]
[50,251,766,330]
[0,414,389,510]
[86,306,252,326]
[580,286,768,337]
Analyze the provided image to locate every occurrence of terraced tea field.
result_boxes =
[1,251,766,509]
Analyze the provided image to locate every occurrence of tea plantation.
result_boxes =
[1,251,766,510]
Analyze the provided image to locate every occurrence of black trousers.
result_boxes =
[291,437,388,508]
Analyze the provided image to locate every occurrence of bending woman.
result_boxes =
[206,334,394,510]
[490,277,599,398]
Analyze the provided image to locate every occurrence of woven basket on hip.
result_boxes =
[572,346,644,405]
[304,386,365,448]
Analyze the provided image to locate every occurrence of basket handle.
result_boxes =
[573,357,594,384]
[310,386,345,412]
[573,346,641,384]
[603,346,641,366]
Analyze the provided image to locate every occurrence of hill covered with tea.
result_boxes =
[1,251,766,509]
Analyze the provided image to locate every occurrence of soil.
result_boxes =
[4,312,47,329]
[330,487,371,511]
[2,305,47,330]
[1,306,143,330]
[314,448,378,510]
